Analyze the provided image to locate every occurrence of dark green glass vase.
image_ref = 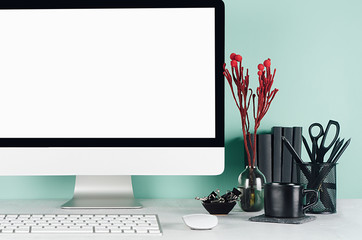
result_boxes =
[237,166,266,212]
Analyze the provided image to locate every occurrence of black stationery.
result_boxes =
[292,127,302,183]
[258,134,273,183]
[281,127,293,182]
[272,127,282,182]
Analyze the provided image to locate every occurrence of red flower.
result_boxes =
[223,54,278,167]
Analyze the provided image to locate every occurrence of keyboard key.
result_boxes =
[32,227,93,233]
[94,227,110,233]
[134,227,150,232]
[14,227,30,233]
[1,228,15,233]
[123,229,136,234]
[118,226,132,230]
[109,228,123,233]
[136,223,150,227]
[149,229,162,234]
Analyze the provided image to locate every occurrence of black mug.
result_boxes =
[264,183,318,218]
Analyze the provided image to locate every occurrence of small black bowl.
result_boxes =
[202,201,236,215]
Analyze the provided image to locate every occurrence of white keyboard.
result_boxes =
[0,214,162,235]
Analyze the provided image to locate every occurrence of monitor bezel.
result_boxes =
[0,0,225,147]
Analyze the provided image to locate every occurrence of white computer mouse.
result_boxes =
[182,214,218,230]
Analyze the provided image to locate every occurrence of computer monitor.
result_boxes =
[0,0,225,208]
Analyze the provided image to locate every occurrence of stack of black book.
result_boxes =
[244,127,302,183]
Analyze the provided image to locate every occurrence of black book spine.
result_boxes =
[258,134,272,183]
[281,127,293,182]
[272,127,282,182]
[292,127,302,183]
[244,134,257,167]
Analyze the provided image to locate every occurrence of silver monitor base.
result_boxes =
[61,176,142,209]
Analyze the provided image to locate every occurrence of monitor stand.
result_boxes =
[61,176,142,209]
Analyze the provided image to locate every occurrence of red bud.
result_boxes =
[257,71,263,76]
[230,53,236,60]
[258,64,264,71]
[231,60,238,68]
[234,55,242,62]
[263,58,271,68]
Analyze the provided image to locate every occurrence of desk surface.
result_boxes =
[0,199,361,240]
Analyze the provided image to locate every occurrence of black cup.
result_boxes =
[264,183,318,218]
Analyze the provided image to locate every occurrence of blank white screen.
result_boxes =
[0,8,215,138]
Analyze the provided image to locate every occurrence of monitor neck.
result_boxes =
[61,176,141,209]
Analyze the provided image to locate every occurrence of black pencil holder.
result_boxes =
[298,163,337,214]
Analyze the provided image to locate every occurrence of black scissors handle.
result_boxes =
[309,123,324,139]
[320,120,340,150]
[309,123,324,162]
[317,120,340,163]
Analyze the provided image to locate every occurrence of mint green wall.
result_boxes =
[0,0,361,199]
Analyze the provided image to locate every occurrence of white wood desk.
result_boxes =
[0,199,360,240]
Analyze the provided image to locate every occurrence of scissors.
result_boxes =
[308,120,340,163]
